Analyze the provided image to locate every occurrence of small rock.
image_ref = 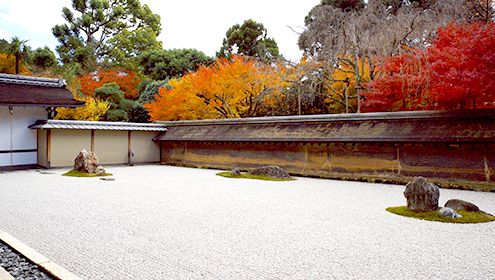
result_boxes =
[248,165,291,179]
[439,207,462,219]
[95,165,106,175]
[403,177,440,212]
[444,199,480,212]
[230,168,241,176]
[100,177,115,181]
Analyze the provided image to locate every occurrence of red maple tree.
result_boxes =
[77,69,141,99]
[362,22,495,112]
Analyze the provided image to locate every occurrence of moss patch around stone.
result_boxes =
[62,170,113,177]
[386,206,495,224]
[216,171,295,181]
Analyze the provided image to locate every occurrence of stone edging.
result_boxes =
[0,229,81,280]
[0,266,14,280]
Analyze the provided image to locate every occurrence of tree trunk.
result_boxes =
[15,55,20,74]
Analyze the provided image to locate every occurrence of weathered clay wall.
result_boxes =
[160,142,495,191]
[156,111,495,191]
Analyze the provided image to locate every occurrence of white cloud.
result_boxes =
[0,0,70,48]
[0,0,69,33]
[0,28,10,39]
[1,0,319,61]
[142,0,319,62]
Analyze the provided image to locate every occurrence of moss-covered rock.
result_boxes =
[386,206,495,223]
[216,171,295,181]
[62,170,113,178]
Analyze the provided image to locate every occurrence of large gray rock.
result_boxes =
[249,165,291,179]
[439,207,462,219]
[74,149,105,174]
[404,177,440,212]
[445,199,480,212]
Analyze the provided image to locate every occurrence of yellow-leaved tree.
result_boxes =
[55,98,110,121]
[326,56,373,113]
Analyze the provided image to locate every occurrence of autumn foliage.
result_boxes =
[146,56,283,120]
[55,98,110,121]
[77,69,142,99]
[0,53,30,75]
[363,22,495,112]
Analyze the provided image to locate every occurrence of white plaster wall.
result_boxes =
[0,106,47,166]
[0,106,13,167]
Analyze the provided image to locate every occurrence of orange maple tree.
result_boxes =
[77,68,141,99]
[146,56,283,121]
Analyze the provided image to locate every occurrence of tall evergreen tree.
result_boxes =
[218,19,280,62]
[2,37,29,74]
[52,0,162,70]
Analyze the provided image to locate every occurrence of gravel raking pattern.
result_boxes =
[0,165,494,280]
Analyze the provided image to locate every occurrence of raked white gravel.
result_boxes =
[0,165,494,280]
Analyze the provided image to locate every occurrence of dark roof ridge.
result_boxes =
[155,109,495,127]
[0,73,66,88]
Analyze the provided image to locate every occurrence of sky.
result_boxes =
[0,0,320,62]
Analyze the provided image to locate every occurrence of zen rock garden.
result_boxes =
[388,177,495,223]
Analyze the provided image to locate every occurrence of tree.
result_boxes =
[276,59,333,116]
[139,49,213,80]
[218,19,280,61]
[428,22,495,109]
[77,69,142,99]
[320,0,364,11]
[2,37,30,74]
[138,80,170,104]
[360,50,431,112]
[28,47,57,71]
[92,82,149,122]
[362,22,495,112]
[52,0,161,70]
[0,53,30,75]
[128,103,150,123]
[274,56,371,116]
[327,56,372,113]
[146,56,283,120]
[55,98,110,121]
[94,83,130,121]
[464,0,495,23]
[146,75,213,121]
[298,0,465,111]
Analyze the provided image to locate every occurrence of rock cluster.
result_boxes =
[444,199,480,212]
[403,177,487,220]
[403,177,440,212]
[74,149,106,175]
[0,241,53,280]
[249,165,291,179]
